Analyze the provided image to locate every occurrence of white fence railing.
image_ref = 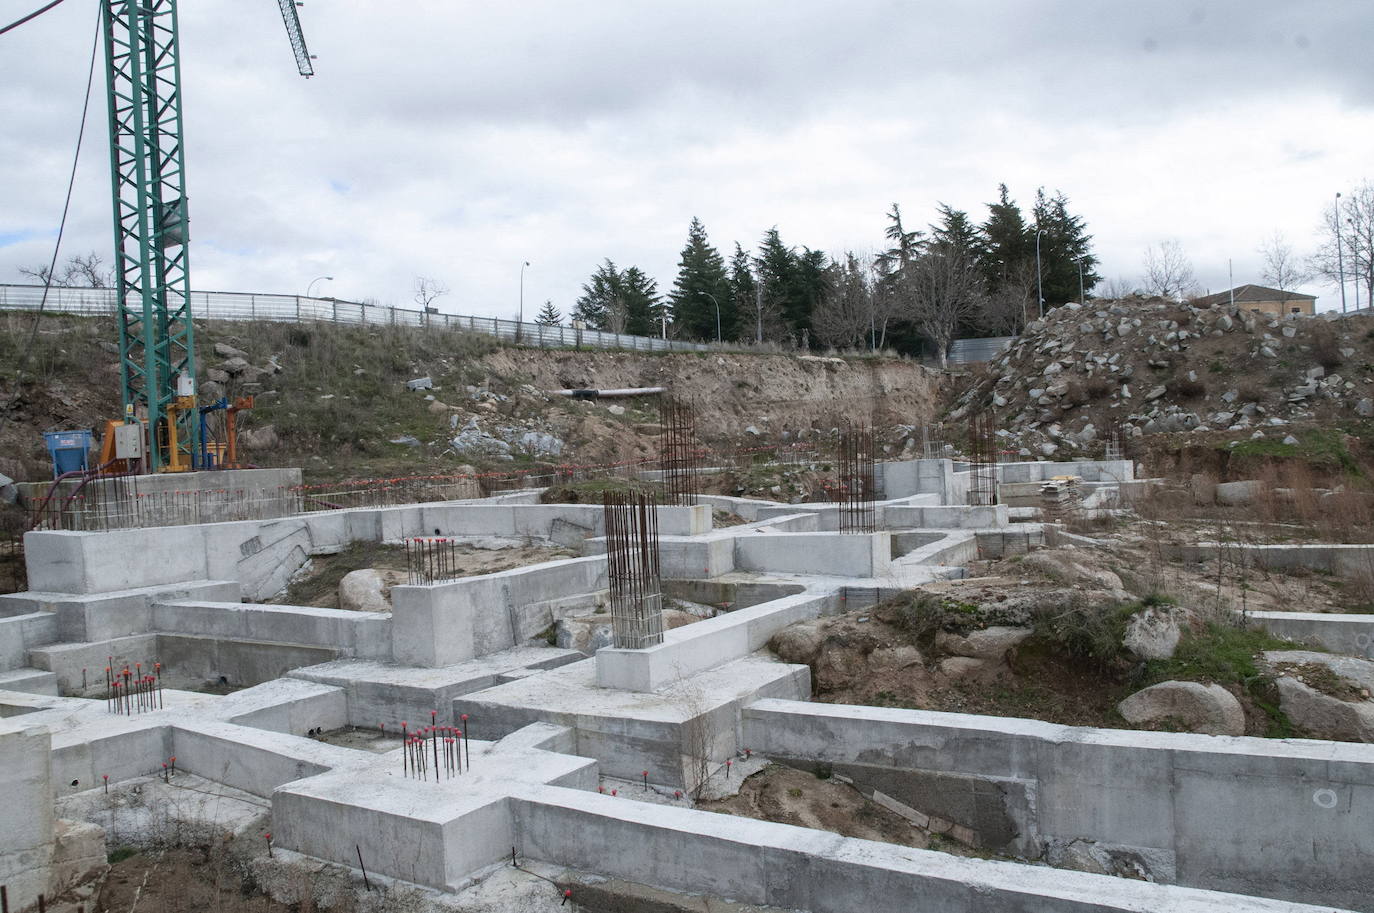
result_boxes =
[0,284,716,353]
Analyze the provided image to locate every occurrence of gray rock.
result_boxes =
[1123,606,1187,660]
[0,472,16,505]
[1281,325,1297,338]
[936,626,1034,660]
[406,376,434,391]
[1215,479,1264,506]
[338,568,397,612]
[517,431,564,457]
[239,424,279,450]
[557,615,615,654]
[214,342,248,359]
[1282,435,1300,446]
[1117,681,1245,736]
[1357,398,1374,418]
[389,435,421,447]
[219,356,250,375]
[1145,385,1167,401]
[1267,651,1374,742]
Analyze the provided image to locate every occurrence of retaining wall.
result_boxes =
[743,699,1374,910]
[391,556,607,666]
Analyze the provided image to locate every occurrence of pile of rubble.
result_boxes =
[949,297,1374,458]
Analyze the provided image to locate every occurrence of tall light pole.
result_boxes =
[518,261,531,324]
[1035,228,1047,319]
[306,276,333,298]
[701,291,722,343]
[1336,192,1347,313]
[1076,258,1085,304]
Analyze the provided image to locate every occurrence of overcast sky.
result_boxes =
[3,0,1373,317]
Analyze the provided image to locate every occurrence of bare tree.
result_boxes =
[413,276,449,309]
[1257,231,1309,291]
[907,248,982,366]
[1310,181,1374,309]
[813,252,876,349]
[18,251,112,288]
[1141,240,1198,300]
[1099,276,1139,300]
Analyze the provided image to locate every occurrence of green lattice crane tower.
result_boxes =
[100,0,313,472]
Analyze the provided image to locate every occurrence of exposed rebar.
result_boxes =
[603,490,664,649]
[835,425,877,534]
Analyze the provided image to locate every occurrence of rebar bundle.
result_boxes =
[659,395,702,506]
[835,426,877,534]
[405,537,464,585]
[603,490,664,650]
[967,412,1000,506]
[106,659,163,714]
[921,423,947,459]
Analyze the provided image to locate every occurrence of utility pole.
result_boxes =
[1336,192,1347,313]
[1352,218,1363,313]
[1228,259,1234,308]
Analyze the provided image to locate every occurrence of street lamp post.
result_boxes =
[1336,193,1347,313]
[1076,258,1085,305]
[306,276,333,298]
[701,291,722,343]
[1035,229,1047,319]
[519,261,531,324]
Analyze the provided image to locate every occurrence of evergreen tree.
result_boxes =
[755,228,803,343]
[534,300,562,326]
[929,203,987,338]
[572,259,621,330]
[669,217,734,341]
[728,242,757,343]
[979,184,1036,329]
[1030,188,1100,307]
[572,260,663,335]
[619,266,663,337]
[792,247,830,348]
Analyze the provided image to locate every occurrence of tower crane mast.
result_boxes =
[98,0,312,472]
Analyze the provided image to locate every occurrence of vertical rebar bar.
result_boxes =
[603,490,664,649]
[659,394,701,506]
[968,412,1000,506]
[836,425,876,534]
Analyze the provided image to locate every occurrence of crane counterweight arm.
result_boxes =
[277,0,313,77]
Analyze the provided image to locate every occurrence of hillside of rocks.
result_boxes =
[948,297,1374,473]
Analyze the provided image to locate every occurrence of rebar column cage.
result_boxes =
[603,490,665,649]
[659,394,702,506]
[967,412,1000,506]
[921,423,947,459]
[835,425,877,534]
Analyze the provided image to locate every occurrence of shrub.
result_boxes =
[1171,377,1206,399]
[1309,323,1343,370]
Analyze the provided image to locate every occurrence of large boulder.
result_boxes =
[556,615,614,654]
[935,626,1033,660]
[338,568,401,612]
[1123,606,1192,661]
[1020,550,1128,599]
[769,620,826,665]
[1216,480,1264,506]
[1265,650,1374,742]
[1117,681,1245,736]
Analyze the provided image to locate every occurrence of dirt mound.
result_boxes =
[947,298,1374,469]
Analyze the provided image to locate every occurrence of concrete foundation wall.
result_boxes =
[152,601,390,659]
[734,532,891,578]
[391,556,607,666]
[595,593,829,691]
[997,460,1135,483]
[0,581,241,644]
[23,504,700,601]
[0,726,55,913]
[0,612,58,672]
[1249,611,1374,660]
[512,784,1336,913]
[883,504,1009,529]
[1170,542,1374,579]
[743,699,1374,909]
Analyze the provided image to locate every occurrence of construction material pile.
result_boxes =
[948,297,1374,459]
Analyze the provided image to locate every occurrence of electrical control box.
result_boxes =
[113,423,143,460]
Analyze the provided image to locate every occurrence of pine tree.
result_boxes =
[669,218,734,341]
[572,259,621,330]
[792,247,830,348]
[534,300,562,326]
[728,243,757,343]
[1031,188,1099,307]
[755,228,803,343]
[618,266,663,337]
[980,184,1034,294]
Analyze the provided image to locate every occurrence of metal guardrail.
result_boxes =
[0,283,716,353]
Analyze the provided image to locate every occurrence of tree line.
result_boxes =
[548,185,1099,361]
